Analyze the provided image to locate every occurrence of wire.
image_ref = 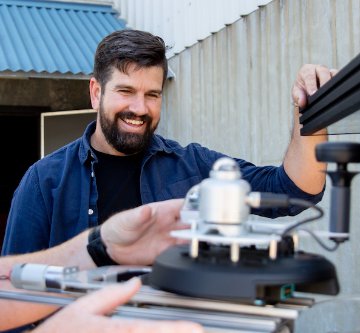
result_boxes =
[298,228,340,252]
[279,198,341,252]
[281,198,324,236]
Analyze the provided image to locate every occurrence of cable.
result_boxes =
[248,192,340,251]
[298,228,339,252]
[281,198,324,236]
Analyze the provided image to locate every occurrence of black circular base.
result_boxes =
[149,245,339,302]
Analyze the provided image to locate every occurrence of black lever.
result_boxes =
[316,142,360,242]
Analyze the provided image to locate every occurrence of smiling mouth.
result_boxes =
[117,111,151,129]
[123,118,145,126]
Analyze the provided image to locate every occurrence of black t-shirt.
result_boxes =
[92,148,143,224]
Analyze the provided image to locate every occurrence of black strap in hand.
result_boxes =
[87,226,117,266]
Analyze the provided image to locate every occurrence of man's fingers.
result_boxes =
[291,65,318,108]
[148,199,184,220]
[330,68,338,77]
[69,278,141,315]
[300,64,318,96]
[172,222,191,231]
[292,84,307,109]
[315,64,332,87]
[106,199,184,235]
[33,279,203,333]
[118,319,204,333]
[175,238,190,245]
[292,64,338,109]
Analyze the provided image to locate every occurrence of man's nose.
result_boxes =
[129,95,147,115]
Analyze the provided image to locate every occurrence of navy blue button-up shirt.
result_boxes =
[2,121,323,255]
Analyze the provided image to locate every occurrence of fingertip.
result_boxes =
[173,198,185,207]
[330,68,338,77]
[193,323,205,333]
[292,85,301,104]
[178,321,204,333]
[123,276,142,291]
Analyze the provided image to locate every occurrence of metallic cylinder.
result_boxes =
[199,157,251,236]
[11,264,49,291]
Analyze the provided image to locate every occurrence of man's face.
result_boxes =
[92,64,163,155]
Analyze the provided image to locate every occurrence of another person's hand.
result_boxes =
[101,199,188,265]
[292,64,338,109]
[33,278,203,333]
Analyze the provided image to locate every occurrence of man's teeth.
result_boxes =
[124,118,144,125]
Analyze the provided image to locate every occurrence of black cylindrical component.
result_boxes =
[315,142,360,243]
[330,186,350,240]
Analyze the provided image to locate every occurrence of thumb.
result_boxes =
[105,205,153,234]
[127,205,153,230]
[70,278,141,315]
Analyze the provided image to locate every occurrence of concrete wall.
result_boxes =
[0,78,90,111]
[157,0,360,331]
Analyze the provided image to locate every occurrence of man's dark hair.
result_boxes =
[93,29,168,89]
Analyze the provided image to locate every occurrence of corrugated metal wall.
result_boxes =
[158,1,360,330]
[115,0,273,57]
[160,0,360,164]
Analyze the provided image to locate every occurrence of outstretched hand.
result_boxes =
[101,199,187,265]
[33,278,203,333]
[292,64,337,109]
[283,63,337,195]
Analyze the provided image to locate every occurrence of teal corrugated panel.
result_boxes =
[0,0,126,75]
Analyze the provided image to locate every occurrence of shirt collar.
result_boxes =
[148,134,173,154]
[79,121,96,164]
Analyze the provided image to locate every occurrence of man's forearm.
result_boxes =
[1,230,95,272]
[0,229,96,330]
[283,107,327,195]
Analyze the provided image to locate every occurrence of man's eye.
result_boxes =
[119,89,131,94]
[147,93,161,98]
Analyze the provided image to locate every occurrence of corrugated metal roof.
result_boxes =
[0,0,126,78]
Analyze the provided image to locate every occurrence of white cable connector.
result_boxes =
[245,192,262,208]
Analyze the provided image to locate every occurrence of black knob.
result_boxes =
[315,142,360,241]
[316,142,360,164]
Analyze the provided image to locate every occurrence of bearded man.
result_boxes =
[3,30,332,262]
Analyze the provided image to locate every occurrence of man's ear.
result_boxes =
[89,77,101,110]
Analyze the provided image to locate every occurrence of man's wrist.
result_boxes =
[87,226,118,266]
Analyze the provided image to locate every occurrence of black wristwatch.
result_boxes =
[87,226,118,266]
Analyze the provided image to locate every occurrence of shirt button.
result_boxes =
[91,172,94,177]
[88,209,94,215]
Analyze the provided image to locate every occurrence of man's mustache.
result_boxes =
[116,111,152,123]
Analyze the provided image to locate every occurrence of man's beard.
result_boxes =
[99,100,158,155]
